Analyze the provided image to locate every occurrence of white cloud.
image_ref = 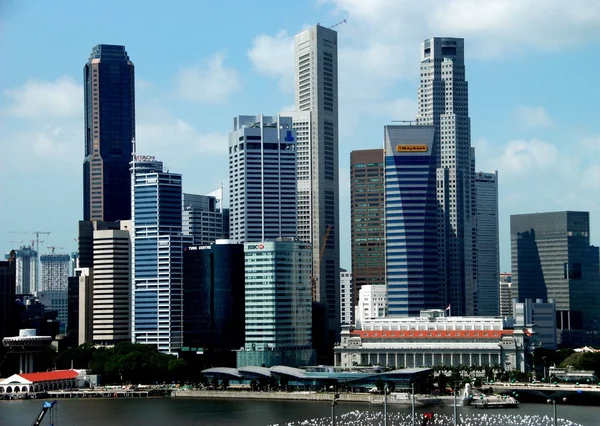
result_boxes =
[2,76,82,119]
[514,106,553,127]
[497,138,558,174]
[175,53,240,103]
[248,30,294,91]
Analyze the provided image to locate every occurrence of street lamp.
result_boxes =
[547,397,567,426]
[331,392,340,426]
[383,383,388,426]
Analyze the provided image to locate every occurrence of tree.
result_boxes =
[437,373,447,395]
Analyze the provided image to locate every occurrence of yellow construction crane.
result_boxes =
[311,225,333,303]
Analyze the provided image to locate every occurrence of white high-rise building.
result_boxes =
[474,171,499,316]
[228,114,297,243]
[416,37,475,316]
[6,246,38,294]
[182,193,224,245]
[39,254,70,291]
[355,284,387,330]
[92,220,131,345]
[340,270,353,326]
[291,25,340,342]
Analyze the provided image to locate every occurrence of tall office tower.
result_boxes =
[513,298,557,351]
[39,254,70,291]
[92,220,131,345]
[228,115,297,243]
[36,290,69,334]
[340,269,353,326]
[5,246,38,294]
[511,211,600,346]
[183,241,245,366]
[350,149,385,305]
[292,24,340,355]
[237,239,315,368]
[499,273,513,317]
[384,125,439,316]
[131,155,192,354]
[0,252,17,349]
[474,171,500,316]
[416,38,475,316]
[83,44,135,222]
[182,193,224,245]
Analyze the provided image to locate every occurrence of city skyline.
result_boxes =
[2,1,600,272]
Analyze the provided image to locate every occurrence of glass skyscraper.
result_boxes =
[131,155,192,354]
[384,125,438,316]
[83,44,135,222]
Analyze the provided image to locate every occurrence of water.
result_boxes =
[1,398,598,425]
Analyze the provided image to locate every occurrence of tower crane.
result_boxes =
[9,231,51,254]
[47,246,65,254]
[329,19,347,29]
[311,225,333,303]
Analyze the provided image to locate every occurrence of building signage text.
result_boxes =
[396,145,428,152]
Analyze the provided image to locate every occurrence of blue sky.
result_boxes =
[1,0,600,272]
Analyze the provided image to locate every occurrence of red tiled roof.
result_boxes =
[20,369,79,383]
[351,329,514,339]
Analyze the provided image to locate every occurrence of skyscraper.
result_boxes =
[182,193,224,245]
[416,37,474,316]
[474,171,500,316]
[292,24,340,348]
[5,246,37,294]
[131,155,192,354]
[83,44,135,222]
[0,252,16,347]
[384,125,439,316]
[350,149,385,305]
[39,254,70,291]
[228,115,297,243]
[511,211,600,344]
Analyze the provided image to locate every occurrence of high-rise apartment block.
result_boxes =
[340,269,353,326]
[92,220,131,345]
[384,125,438,316]
[228,115,297,243]
[292,25,340,341]
[417,38,475,316]
[5,246,37,294]
[131,155,192,354]
[350,149,385,305]
[182,193,224,245]
[511,211,600,344]
[183,241,245,366]
[236,239,314,368]
[474,171,500,316]
[83,44,135,222]
[39,254,70,292]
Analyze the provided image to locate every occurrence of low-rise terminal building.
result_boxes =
[0,369,80,397]
[334,310,534,373]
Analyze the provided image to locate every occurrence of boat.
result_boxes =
[471,394,519,409]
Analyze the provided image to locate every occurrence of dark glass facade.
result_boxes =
[83,44,135,222]
[350,149,385,305]
[511,211,600,338]
[183,243,245,365]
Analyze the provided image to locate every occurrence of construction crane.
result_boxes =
[329,19,347,29]
[9,231,51,254]
[311,225,333,303]
[8,240,25,245]
[47,246,65,254]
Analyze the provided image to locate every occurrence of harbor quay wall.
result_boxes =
[172,390,373,403]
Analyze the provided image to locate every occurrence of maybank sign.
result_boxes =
[396,144,428,152]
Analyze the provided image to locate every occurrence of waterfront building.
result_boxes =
[39,254,70,292]
[182,193,224,245]
[510,211,600,345]
[5,246,37,294]
[335,310,532,372]
[354,284,387,330]
[92,221,131,345]
[131,155,192,354]
[340,269,353,326]
[228,114,297,243]
[474,171,500,316]
[513,298,557,351]
[499,273,513,317]
[292,24,341,350]
[384,125,438,316]
[83,44,135,222]
[417,37,475,316]
[36,290,69,334]
[182,240,245,366]
[237,239,315,368]
[350,149,385,305]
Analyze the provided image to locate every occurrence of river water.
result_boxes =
[1,398,598,425]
